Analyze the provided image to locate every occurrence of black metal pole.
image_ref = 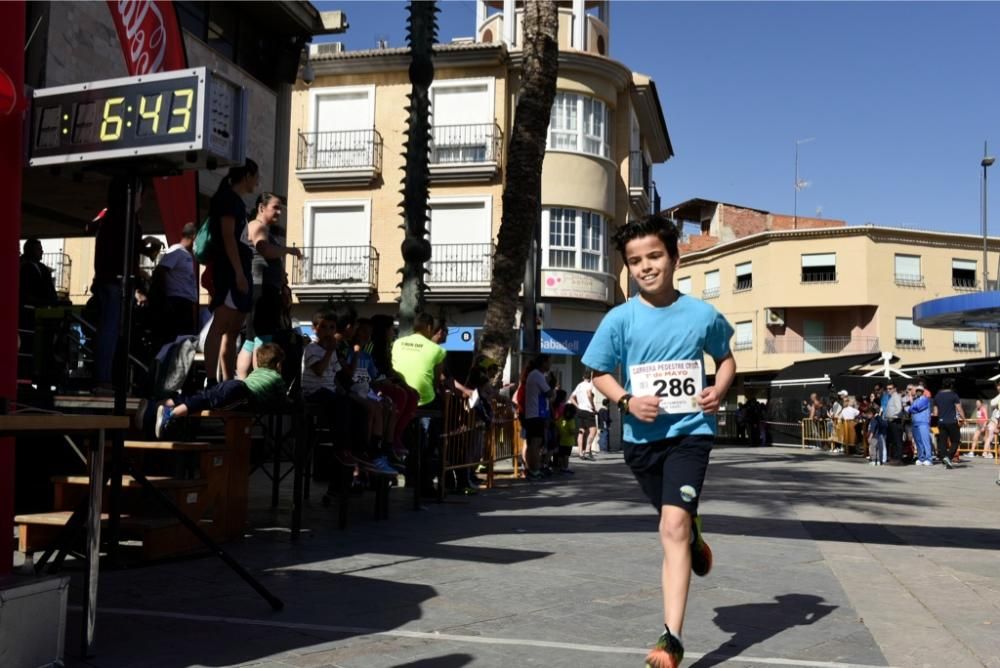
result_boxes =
[108,173,139,559]
[522,223,540,356]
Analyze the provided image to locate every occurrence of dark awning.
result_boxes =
[770,353,884,386]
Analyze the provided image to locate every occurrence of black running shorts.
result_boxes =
[523,417,546,440]
[624,434,713,514]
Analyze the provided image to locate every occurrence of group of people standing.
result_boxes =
[512,359,613,480]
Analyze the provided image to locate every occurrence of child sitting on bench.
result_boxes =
[155,343,286,437]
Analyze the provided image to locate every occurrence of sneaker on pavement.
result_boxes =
[645,627,684,668]
[154,404,173,439]
[690,514,713,577]
[942,456,954,469]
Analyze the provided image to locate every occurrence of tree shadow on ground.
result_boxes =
[687,594,837,668]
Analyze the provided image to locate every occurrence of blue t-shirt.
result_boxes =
[581,295,733,443]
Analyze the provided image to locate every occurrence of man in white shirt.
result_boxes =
[151,222,199,349]
[570,373,599,460]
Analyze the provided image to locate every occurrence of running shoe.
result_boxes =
[367,456,400,476]
[690,514,713,577]
[645,627,684,668]
[942,456,954,470]
[154,404,173,439]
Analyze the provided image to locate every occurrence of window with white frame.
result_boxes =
[895,317,923,349]
[309,85,376,169]
[427,197,492,283]
[542,208,607,272]
[735,261,752,291]
[801,253,836,283]
[952,258,978,289]
[304,201,373,284]
[953,330,979,351]
[677,276,691,294]
[547,92,610,158]
[703,270,720,299]
[734,321,753,351]
[430,79,494,163]
[894,254,922,286]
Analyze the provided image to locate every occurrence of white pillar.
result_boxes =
[573,0,585,50]
[475,0,486,33]
[503,0,515,46]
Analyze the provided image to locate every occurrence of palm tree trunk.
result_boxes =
[397,0,438,335]
[479,0,559,369]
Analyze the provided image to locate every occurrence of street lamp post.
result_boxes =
[981,142,994,354]
[794,137,814,229]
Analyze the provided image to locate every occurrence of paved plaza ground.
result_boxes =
[61,444,1000,668]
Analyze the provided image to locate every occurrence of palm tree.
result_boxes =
[478,0,559,368]
[397,0,438,335]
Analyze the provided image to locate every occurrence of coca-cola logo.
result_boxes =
[110,0,168,75]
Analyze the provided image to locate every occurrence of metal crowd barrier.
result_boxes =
[439,393,521,500]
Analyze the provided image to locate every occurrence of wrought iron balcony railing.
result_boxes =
[764,336,880,355]
[41,252,71,295]
[801,270,837,283]
[426,243,494,284]
[894,273,925,287]
[952,276,979,290]
[296,129,383,172]
[430,123,502,165]
[291,246,379,288]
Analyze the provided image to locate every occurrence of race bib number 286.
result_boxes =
[628,360,703,414]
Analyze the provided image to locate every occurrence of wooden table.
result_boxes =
[0,414,128,657]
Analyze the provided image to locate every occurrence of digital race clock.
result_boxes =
[28,67,246,171]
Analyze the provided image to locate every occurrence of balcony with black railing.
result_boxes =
[41,252,71,297]
[290,246,379,300]
[425,242,494,301]
[629,150,653,213]
[428,123,502,182]
[296,129,383,188]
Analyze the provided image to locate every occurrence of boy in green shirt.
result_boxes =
[155,343,286,437]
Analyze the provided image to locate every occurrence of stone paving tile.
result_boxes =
[58,446,1000,667]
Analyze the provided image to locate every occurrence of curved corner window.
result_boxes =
[547,92,610,159]
[542,208,607,273]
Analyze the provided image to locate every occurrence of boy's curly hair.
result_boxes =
[612,213,680,260]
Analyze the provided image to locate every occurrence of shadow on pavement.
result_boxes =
[391,653,474,667]
[687,594,837,668]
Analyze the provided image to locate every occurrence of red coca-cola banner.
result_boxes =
[106,0,197,245]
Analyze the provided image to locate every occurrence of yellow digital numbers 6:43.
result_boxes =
[95,87,197,143]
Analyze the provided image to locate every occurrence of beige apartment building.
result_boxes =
[668,199,1000,383]
[284,0,671,383]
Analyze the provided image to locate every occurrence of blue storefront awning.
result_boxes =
[913,292,1000,330]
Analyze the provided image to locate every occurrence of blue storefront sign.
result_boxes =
[540,328,594,356]
[442,326,478,352]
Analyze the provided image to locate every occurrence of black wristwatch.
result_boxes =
[617,393,633,415]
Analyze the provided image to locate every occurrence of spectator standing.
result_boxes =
[970,399,988,456]
[882,383,904,464]
[932,377,963,470]
[19,238,58,377]
[150,222,198,350]
[906,383,933,465]
[519,354,552,481]
[570,372,599,460]
[392,313,448,493]
[203,159,259,385]
[597,399,612,452]
[236,192,300,378]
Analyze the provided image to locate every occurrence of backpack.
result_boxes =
[192,216,214,264]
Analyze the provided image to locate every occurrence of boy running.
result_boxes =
[581,214,735,668]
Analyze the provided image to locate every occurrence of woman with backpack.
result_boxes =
[203,159,259,384]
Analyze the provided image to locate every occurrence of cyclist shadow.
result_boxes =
[687,593,837,668]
